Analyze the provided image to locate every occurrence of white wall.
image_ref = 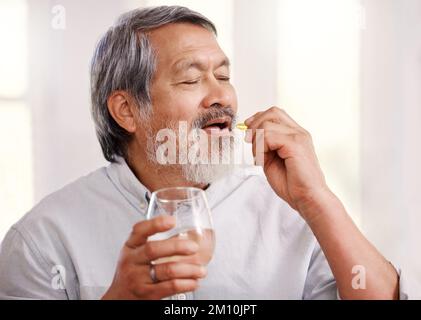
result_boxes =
[360,0,421,277]
[28,0,133,202]
[232,0,279,121]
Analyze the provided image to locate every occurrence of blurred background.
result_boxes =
[0,0,420,285]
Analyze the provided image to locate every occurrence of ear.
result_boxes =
[107,91,138,133]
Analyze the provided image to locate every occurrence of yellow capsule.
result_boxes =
[236,122,248,131]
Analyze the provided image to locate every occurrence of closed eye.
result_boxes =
[218,76,230,82]
[181,79,200,85]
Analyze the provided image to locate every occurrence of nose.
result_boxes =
[201,78,233,109]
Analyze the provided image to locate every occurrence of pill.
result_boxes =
[236,123,248,130]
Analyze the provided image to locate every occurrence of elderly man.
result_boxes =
[0,6,411,300]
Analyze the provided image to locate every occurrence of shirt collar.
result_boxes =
[205,166,262,210]
[105,157,151,215]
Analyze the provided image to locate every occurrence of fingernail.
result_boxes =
[200,266,207,277]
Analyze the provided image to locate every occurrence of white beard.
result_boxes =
[179,135,235,184]
[146,127,236,185]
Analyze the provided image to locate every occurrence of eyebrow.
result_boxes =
[172,57,231,75]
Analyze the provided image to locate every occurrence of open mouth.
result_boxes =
[201,117,232,134]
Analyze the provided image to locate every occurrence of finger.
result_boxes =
[124,262,206,286]
[245,110,297,144]
[250,122,308,163]
[150,279,200,299]
[252,126,311,163]
[129,273,200,299]
[251,120,297,139]
[246,107,300,129]
[153,262,207,282]
[133,238,199,264]
[276,108,302,127]
[243,111,262,126]
[125,215,176,249]
[247,121,296,155]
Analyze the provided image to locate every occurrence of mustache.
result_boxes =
[192,106,237,130]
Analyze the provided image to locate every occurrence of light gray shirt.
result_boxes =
[0,158,412,299]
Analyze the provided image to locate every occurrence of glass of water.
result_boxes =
[146,187,215,299]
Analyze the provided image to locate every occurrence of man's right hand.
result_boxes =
[102,215,207,300]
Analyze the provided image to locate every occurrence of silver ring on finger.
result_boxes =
[149,263,158,283]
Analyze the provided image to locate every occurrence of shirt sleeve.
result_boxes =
[0,226,69,300]
[389,262,420,300]
[302,241,338,300]
[303,240,418,300]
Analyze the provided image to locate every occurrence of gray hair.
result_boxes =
[90,6,217,162]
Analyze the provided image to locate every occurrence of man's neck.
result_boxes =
[126,154,207,193]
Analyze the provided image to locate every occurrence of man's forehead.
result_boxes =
[147,23,228,73]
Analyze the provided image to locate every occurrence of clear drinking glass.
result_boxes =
[146,187,215,299]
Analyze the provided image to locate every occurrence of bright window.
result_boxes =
[0,0,32,241]
[277,0,362,224]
